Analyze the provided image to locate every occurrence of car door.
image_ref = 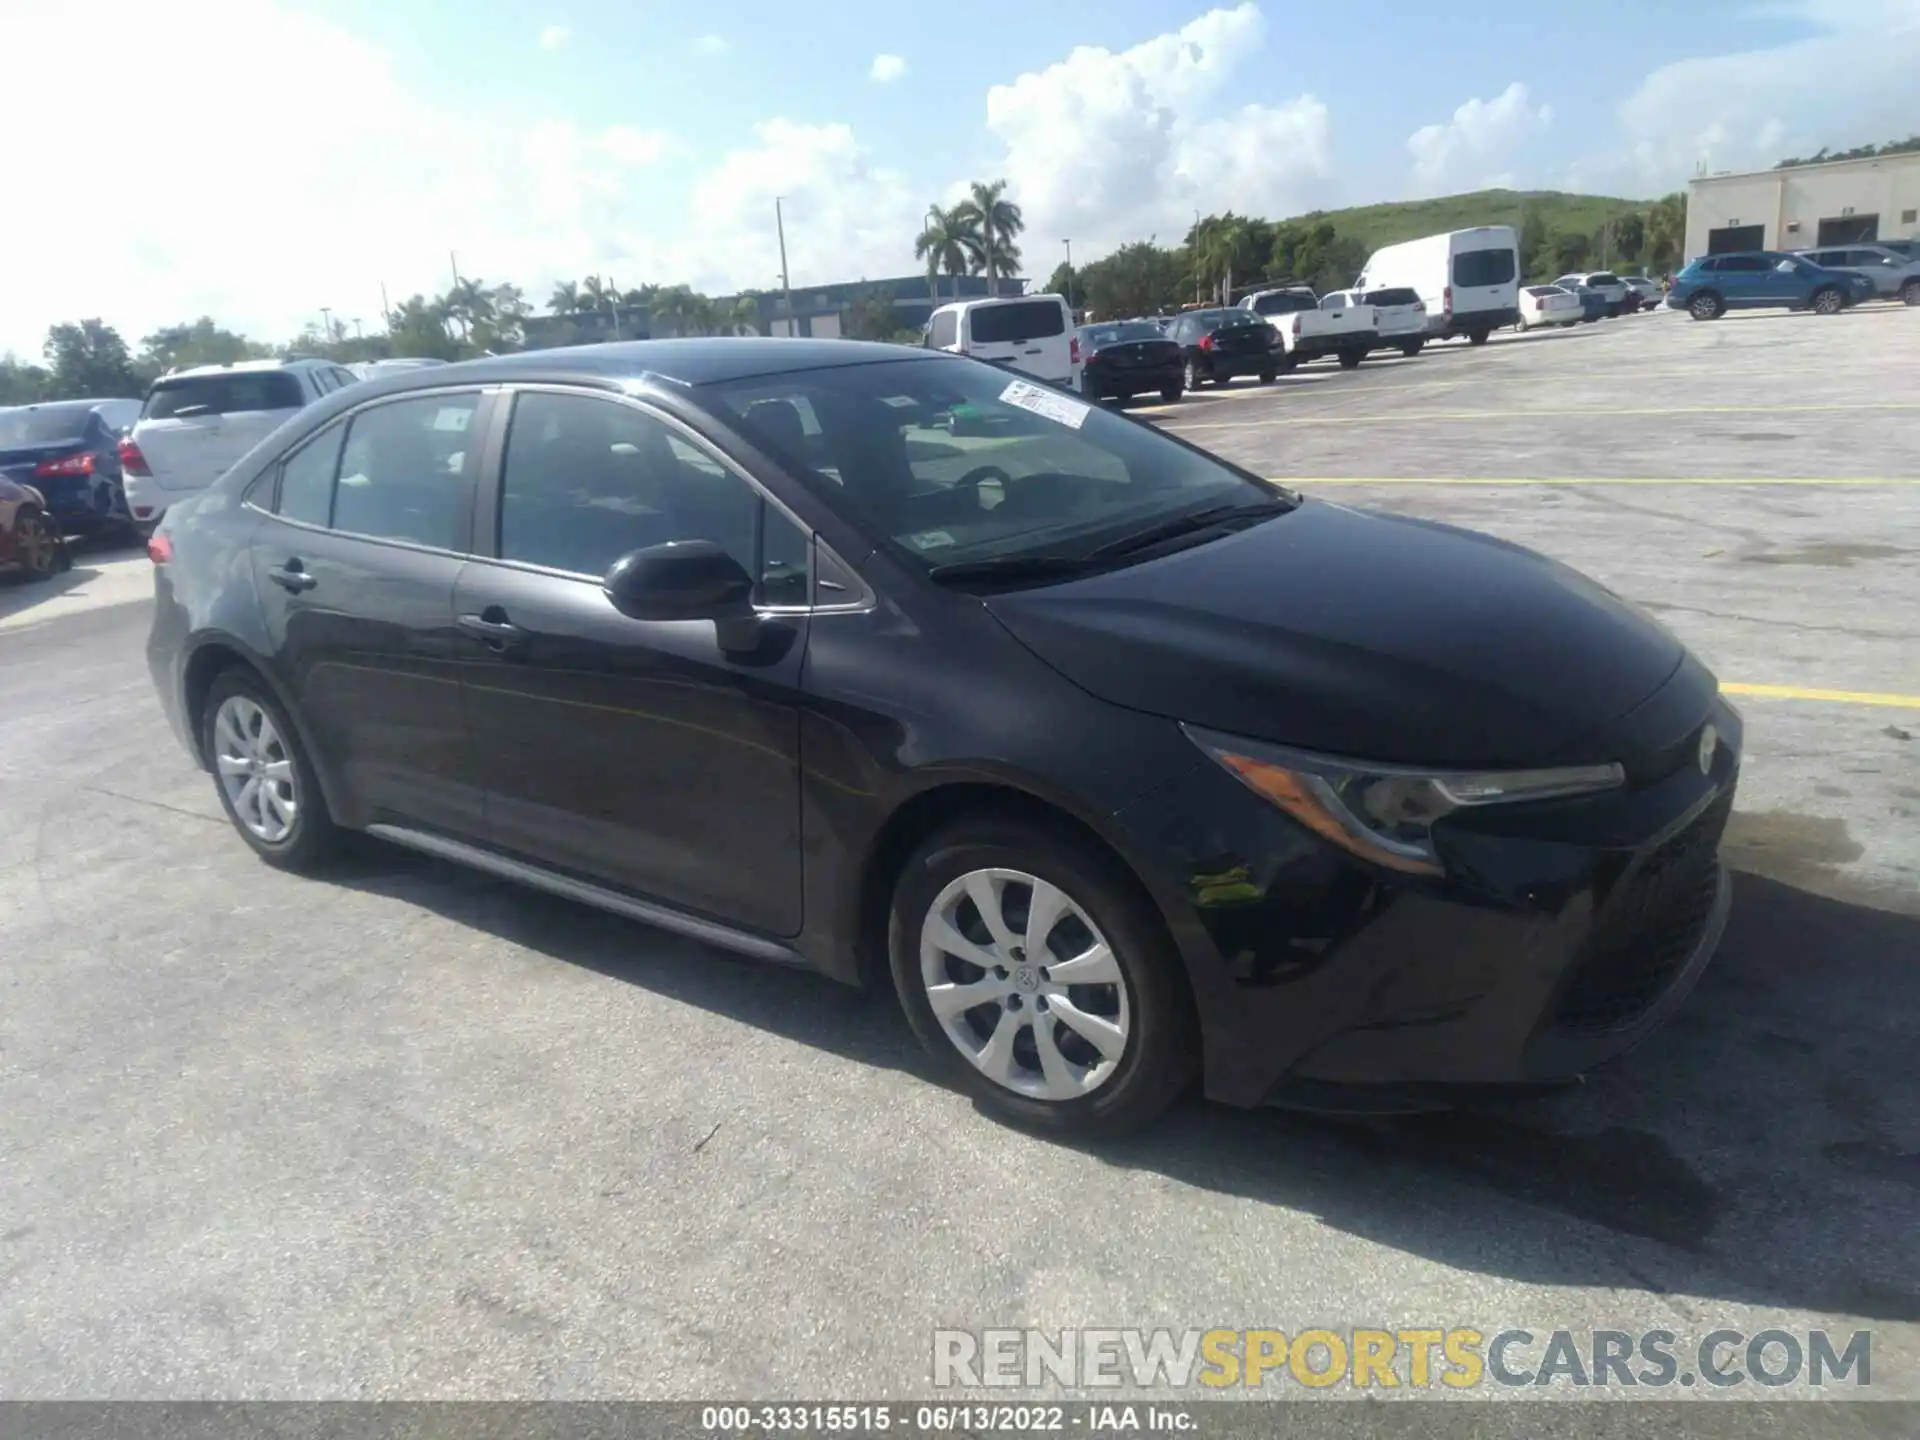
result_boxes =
[249,387,489,836]
[1712,255,1762,305]
[454,386,811,937]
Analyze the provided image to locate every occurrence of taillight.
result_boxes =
[34,451,94,477]
[1070,336,1081,364]
[1442,285,1453,313]
[147,531,173,565]
[118,437,152,477]
[1198,334,1215,350]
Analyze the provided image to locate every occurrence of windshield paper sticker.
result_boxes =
[906,530,956,551]
[1000,380,1091,430]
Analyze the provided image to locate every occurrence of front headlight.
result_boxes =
[1184,725,1625,877]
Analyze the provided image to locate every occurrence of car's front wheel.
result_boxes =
[1159,383,1183,403]
[1902,278,1920,307]
[889,815,1194,1138]
[202,669,340,871]
[9,508,63,582]
[1811,286,1845,315]
[1338,349,1364,369]
[1688,291,1724,321]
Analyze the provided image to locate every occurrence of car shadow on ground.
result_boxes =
[327,848,1920,1322]
[0,531,143,623]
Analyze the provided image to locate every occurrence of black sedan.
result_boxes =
[1164,308,1282,388]
[146,339,1738,1137]
[0,398,143,540]
[1077,321,1183,404]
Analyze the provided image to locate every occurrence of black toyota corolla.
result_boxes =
[145,339,1739,1137]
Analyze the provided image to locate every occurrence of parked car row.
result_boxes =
[1666,251,1879,320]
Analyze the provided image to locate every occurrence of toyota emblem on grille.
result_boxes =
[1697,724,1718,775]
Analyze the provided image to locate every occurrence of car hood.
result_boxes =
[983,499,1689,769]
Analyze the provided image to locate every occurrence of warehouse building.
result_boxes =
[1685,150,1920,257]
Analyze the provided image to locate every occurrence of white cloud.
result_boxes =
[869,53,907,83]
[691,33,728,55]
[981,4,1332,260]
[1571,0,1920,193]
[0,1,677,356]
[1406,82,1552,195]
[538,24,570,51]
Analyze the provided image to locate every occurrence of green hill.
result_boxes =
[1294,188,1648,253]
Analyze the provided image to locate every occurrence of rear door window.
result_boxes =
[331,393,481,550]
[966,301,1066,344]
[143,372,306,420]
[274,425,346,528]
[1452,248,1517,286]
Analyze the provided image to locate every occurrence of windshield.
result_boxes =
[1363,288,1421,306]
[1248,292,1314,316]
[1082,322,1165,345]
[703,355,1278,572]
[0,402,99,448]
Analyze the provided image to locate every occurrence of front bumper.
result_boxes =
[1111,694,1743,1109]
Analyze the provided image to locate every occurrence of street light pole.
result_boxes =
[319,306,333,345]
[1063,238,1073,313]
[775,197,796,338]
[925,204,943,303]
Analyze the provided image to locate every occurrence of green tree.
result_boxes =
[1044,261,1074,307]
[1519,208,1550,277]
[956,179,1024,296]
[471,283,531,352]
[1612,212,1647,266]
[0,355,54,405]
[1550,231,1592,274]
[1646,193,1686,270]
[649,284,702,336]
[386,295,460,360]
[43,320,139,398]
[843,287,901,342]
[1079,242,1186,320]
[139,317,272,374]
[548,280,586,315]
[915,203,981,304]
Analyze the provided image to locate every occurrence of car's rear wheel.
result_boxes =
[1338,350,1363,369]
[1811,286,1844,315]
[1182,357,1204,389]
[1688,291,1724,321]
[202,670,340,871]
[1400,340,1423,356]
[1902,278,1920,306]
[1160,383,1183,403]
[889,815,1194,1138]
[1258,367,1277,384]
[1467,327,1490,346]
[10,508,62,582]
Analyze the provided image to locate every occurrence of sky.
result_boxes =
[3,0,1918,356]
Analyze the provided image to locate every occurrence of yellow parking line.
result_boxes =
[1275,477,1916,486]
[1724,683,1920,710]
[1174,401,1920,430]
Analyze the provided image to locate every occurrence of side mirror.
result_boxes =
[603,540,753,621]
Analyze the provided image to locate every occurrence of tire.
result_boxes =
[1160,383,1183,403]
[1082,377,1102,403]
[1337,350,1363,369]
[1903,278,1920,307]
[1182,357,1204,389]
[1258,367,1277,384]
[200,668,341,872]
[889,814,1196,1138]
[1114,391,1134,405]
[9,508,63,582]
[1467,328,1490,346]
[1400,340,1423,356]
[1688,291,1724,321]
[1811,286,1844,315]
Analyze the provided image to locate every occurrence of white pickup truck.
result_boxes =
[1319,286,1428,357]
[1239,286,1378,369]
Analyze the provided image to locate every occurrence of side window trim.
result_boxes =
[472,383,869,615]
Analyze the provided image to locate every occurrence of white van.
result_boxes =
[924,294,1081,390]
[1355,226,1520,345]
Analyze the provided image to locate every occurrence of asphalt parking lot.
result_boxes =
[2,306,1917,1411]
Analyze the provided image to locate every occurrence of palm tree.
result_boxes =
[915,203,980,303]
[956,179,1024,296]
[438,277,496,345]
[650,285,700,337]
[726,294,764,335]
[580,275,614,311]
[547,280,583,315]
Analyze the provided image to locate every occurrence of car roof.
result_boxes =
[929,294,1066,314]
[325,338,946,399]
[160,358,327,380]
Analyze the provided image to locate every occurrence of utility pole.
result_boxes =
[319,306,333,345]
[1063,238,1073,313]
[775,197,796,337]
[379,281,391,331]
[449,251,462,291]
[1193,208,1203,304]
[352,318,363,339]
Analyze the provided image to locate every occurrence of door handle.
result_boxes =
[458,610,529,655]
[269,559,316,593]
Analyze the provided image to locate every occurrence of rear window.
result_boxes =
[0,402,100,447]
[1363,288,1421,306]
[143,372,306,421]
[1587,272,1620,286]
[966,301,1065,344]
[1451,247,1517,287]
[1083,322,1164,345]
[1248,291,1315,316]
[1524,285,1565,297]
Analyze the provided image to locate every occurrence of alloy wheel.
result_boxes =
[919,867,1130,1101]
[212,694,300,844]
[1813,288,1843,315]
[16,513,58,577]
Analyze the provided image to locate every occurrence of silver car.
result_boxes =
[1794,244,1920,304]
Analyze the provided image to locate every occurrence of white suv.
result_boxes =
[121,359,356,532]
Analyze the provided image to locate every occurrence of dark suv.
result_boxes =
[147,340,1740,1137]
